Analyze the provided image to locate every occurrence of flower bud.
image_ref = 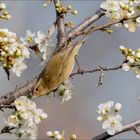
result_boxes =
[55,134,62,140]
[71,10,78,15]
[115,103,122,112]
[70,134,77,140]
[55,3,60,8]
[54,130,60,136]
[97,116,103,122]
[67,5,72,10]
[119,45,125,50]
[46,131,53,137]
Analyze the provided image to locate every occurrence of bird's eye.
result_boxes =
[35,87,39,91]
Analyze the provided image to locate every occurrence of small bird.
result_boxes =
[33,36,88,98]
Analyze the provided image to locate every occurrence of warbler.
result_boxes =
[33,36,88,98]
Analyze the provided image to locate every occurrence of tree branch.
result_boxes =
[0,77,37,106]
[73,14,140,38]
[71,61,124,77]
[0,60,125,106]
[53,0,66,48]
[92,119,140,140]
[73,14,140,39]
[67,9,104,41]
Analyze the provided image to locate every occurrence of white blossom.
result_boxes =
[0,3,6,9]
[7,115,19,127]
[97,101,114,115]
[122,63,131,71]
[136,17,140,24]
[136,74,140,79]
[35,31,53,61]
[100,0,120,11]
[17,126,37,140]
[20,110,31,120]
[37,42,53,61]
[14,96,28,111]
[11,96,48,139]
[97,116,103,122]
[34,31,46,44]
[12,59,27,77]
[20,45,30,58]
[102,115,123,135]
[55,80,74,103]
[20,30,35,46]
[124,23,129,29]
[115,103,122,111]
[31,108,47,124]
[97,101,123,135]
[127,22,137,32]
[127,56,135,63]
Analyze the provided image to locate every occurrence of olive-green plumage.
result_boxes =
[33,37,87,98]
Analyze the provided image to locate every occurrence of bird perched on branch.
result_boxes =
[33,36,88,98]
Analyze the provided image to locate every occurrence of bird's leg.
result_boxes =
[75,57,84,74]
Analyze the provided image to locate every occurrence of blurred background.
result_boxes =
[0,0,140,139]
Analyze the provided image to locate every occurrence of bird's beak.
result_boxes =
[32,94,38,99]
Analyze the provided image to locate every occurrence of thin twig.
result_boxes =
[0,105,15,111]
[0,127,15,135]
[71,61,124,77]
[96,66,105,87]
[0,125,21,135]
[75,14,140,38]
[67,9,104,41]
[92,120,140,140]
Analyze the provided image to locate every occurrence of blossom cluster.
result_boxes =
[0,2,11,20]
[0,28,30,77]
[120,46,140,79]
[46,130,76,140]
[97,101,123,135]
[53,2,77,28]
[5,96,47,139]
[54,2,78,16]
[48,80,74,103]
[20,30,53,61]
[55,3,78,28]
[46,130,65,140]
[100,0,140,32]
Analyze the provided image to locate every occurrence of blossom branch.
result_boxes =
[73,14,140,38]
[92,119,140,140]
